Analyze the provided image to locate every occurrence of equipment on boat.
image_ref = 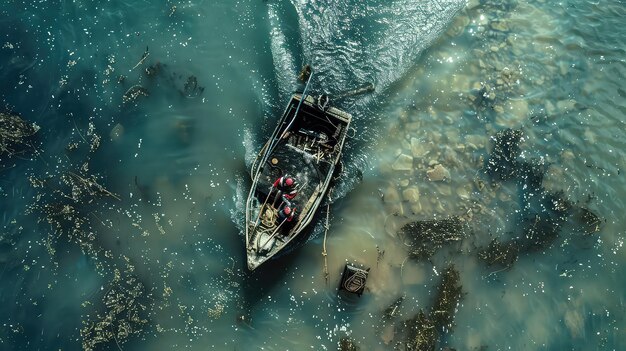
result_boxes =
[245,70,353,271]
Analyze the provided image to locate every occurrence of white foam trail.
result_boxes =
[268,3,298,101]
[289,0,465,99]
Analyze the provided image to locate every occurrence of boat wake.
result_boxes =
[239,0,466,245]
[288,0,465,100]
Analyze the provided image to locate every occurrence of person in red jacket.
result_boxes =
[277,201,296,224]
[272,175,298,206]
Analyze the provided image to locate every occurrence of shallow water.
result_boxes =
[1,0,624,350]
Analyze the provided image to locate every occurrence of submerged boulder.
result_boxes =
[392,154,414,171]
[426,164,450,182]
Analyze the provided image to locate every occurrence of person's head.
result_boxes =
[284,177,294,187]
[283,206,292,215]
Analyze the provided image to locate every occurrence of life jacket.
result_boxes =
[273,176,298,199]
[278,203,296,222]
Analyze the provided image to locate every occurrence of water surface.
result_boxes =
[0,0,624,350]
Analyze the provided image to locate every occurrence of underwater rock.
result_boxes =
[442,147,460,167]
[410,137,428,157]
[495,99,529,128]
[174,118,195,144]
[392,154,414,171]
[409,203,422,215]
[556,99,577,113]
[545,100,556,115]
[465,134,487,149]
[456,184,472,200]
[383,186,401,203]
[426,164,450,182]
[402,187,420,203]
[489,21,509,32]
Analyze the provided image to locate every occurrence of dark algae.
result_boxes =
[0,112,39,160]
[399,217,465,260]
[403,265,464,351]
[80,264,151,351]
[485,129,523,181]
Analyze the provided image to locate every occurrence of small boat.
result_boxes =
[245,87,352,270]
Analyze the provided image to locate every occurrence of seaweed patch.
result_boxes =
[402,265,464,351]
[80,262,152,351]
[0,112,39,159]
[339,337,360,351]
[485,129,523,181]
[399,217,465,260]
[478,238,519,268]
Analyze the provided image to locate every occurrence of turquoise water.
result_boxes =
[1,0,624,350]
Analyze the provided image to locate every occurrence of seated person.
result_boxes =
[272,174,298,206]
[277,200,297,226]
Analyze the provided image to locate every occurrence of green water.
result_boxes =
[0,0,624,350]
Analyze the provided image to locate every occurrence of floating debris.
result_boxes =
[80,267,151,351]
[298,64,311,82]
[382,295,405,321]
[517,160,546,193]
[131,46,150,70]
[145,61,162,77]
[399,217,464,260]
[545,190,573,217]
[339,263,370,297]
[0,112,39,158]
[122,85,149,104]
[28,168,120,258]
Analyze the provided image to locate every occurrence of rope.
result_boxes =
[322,189,332,285]
[260,207,277,227]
